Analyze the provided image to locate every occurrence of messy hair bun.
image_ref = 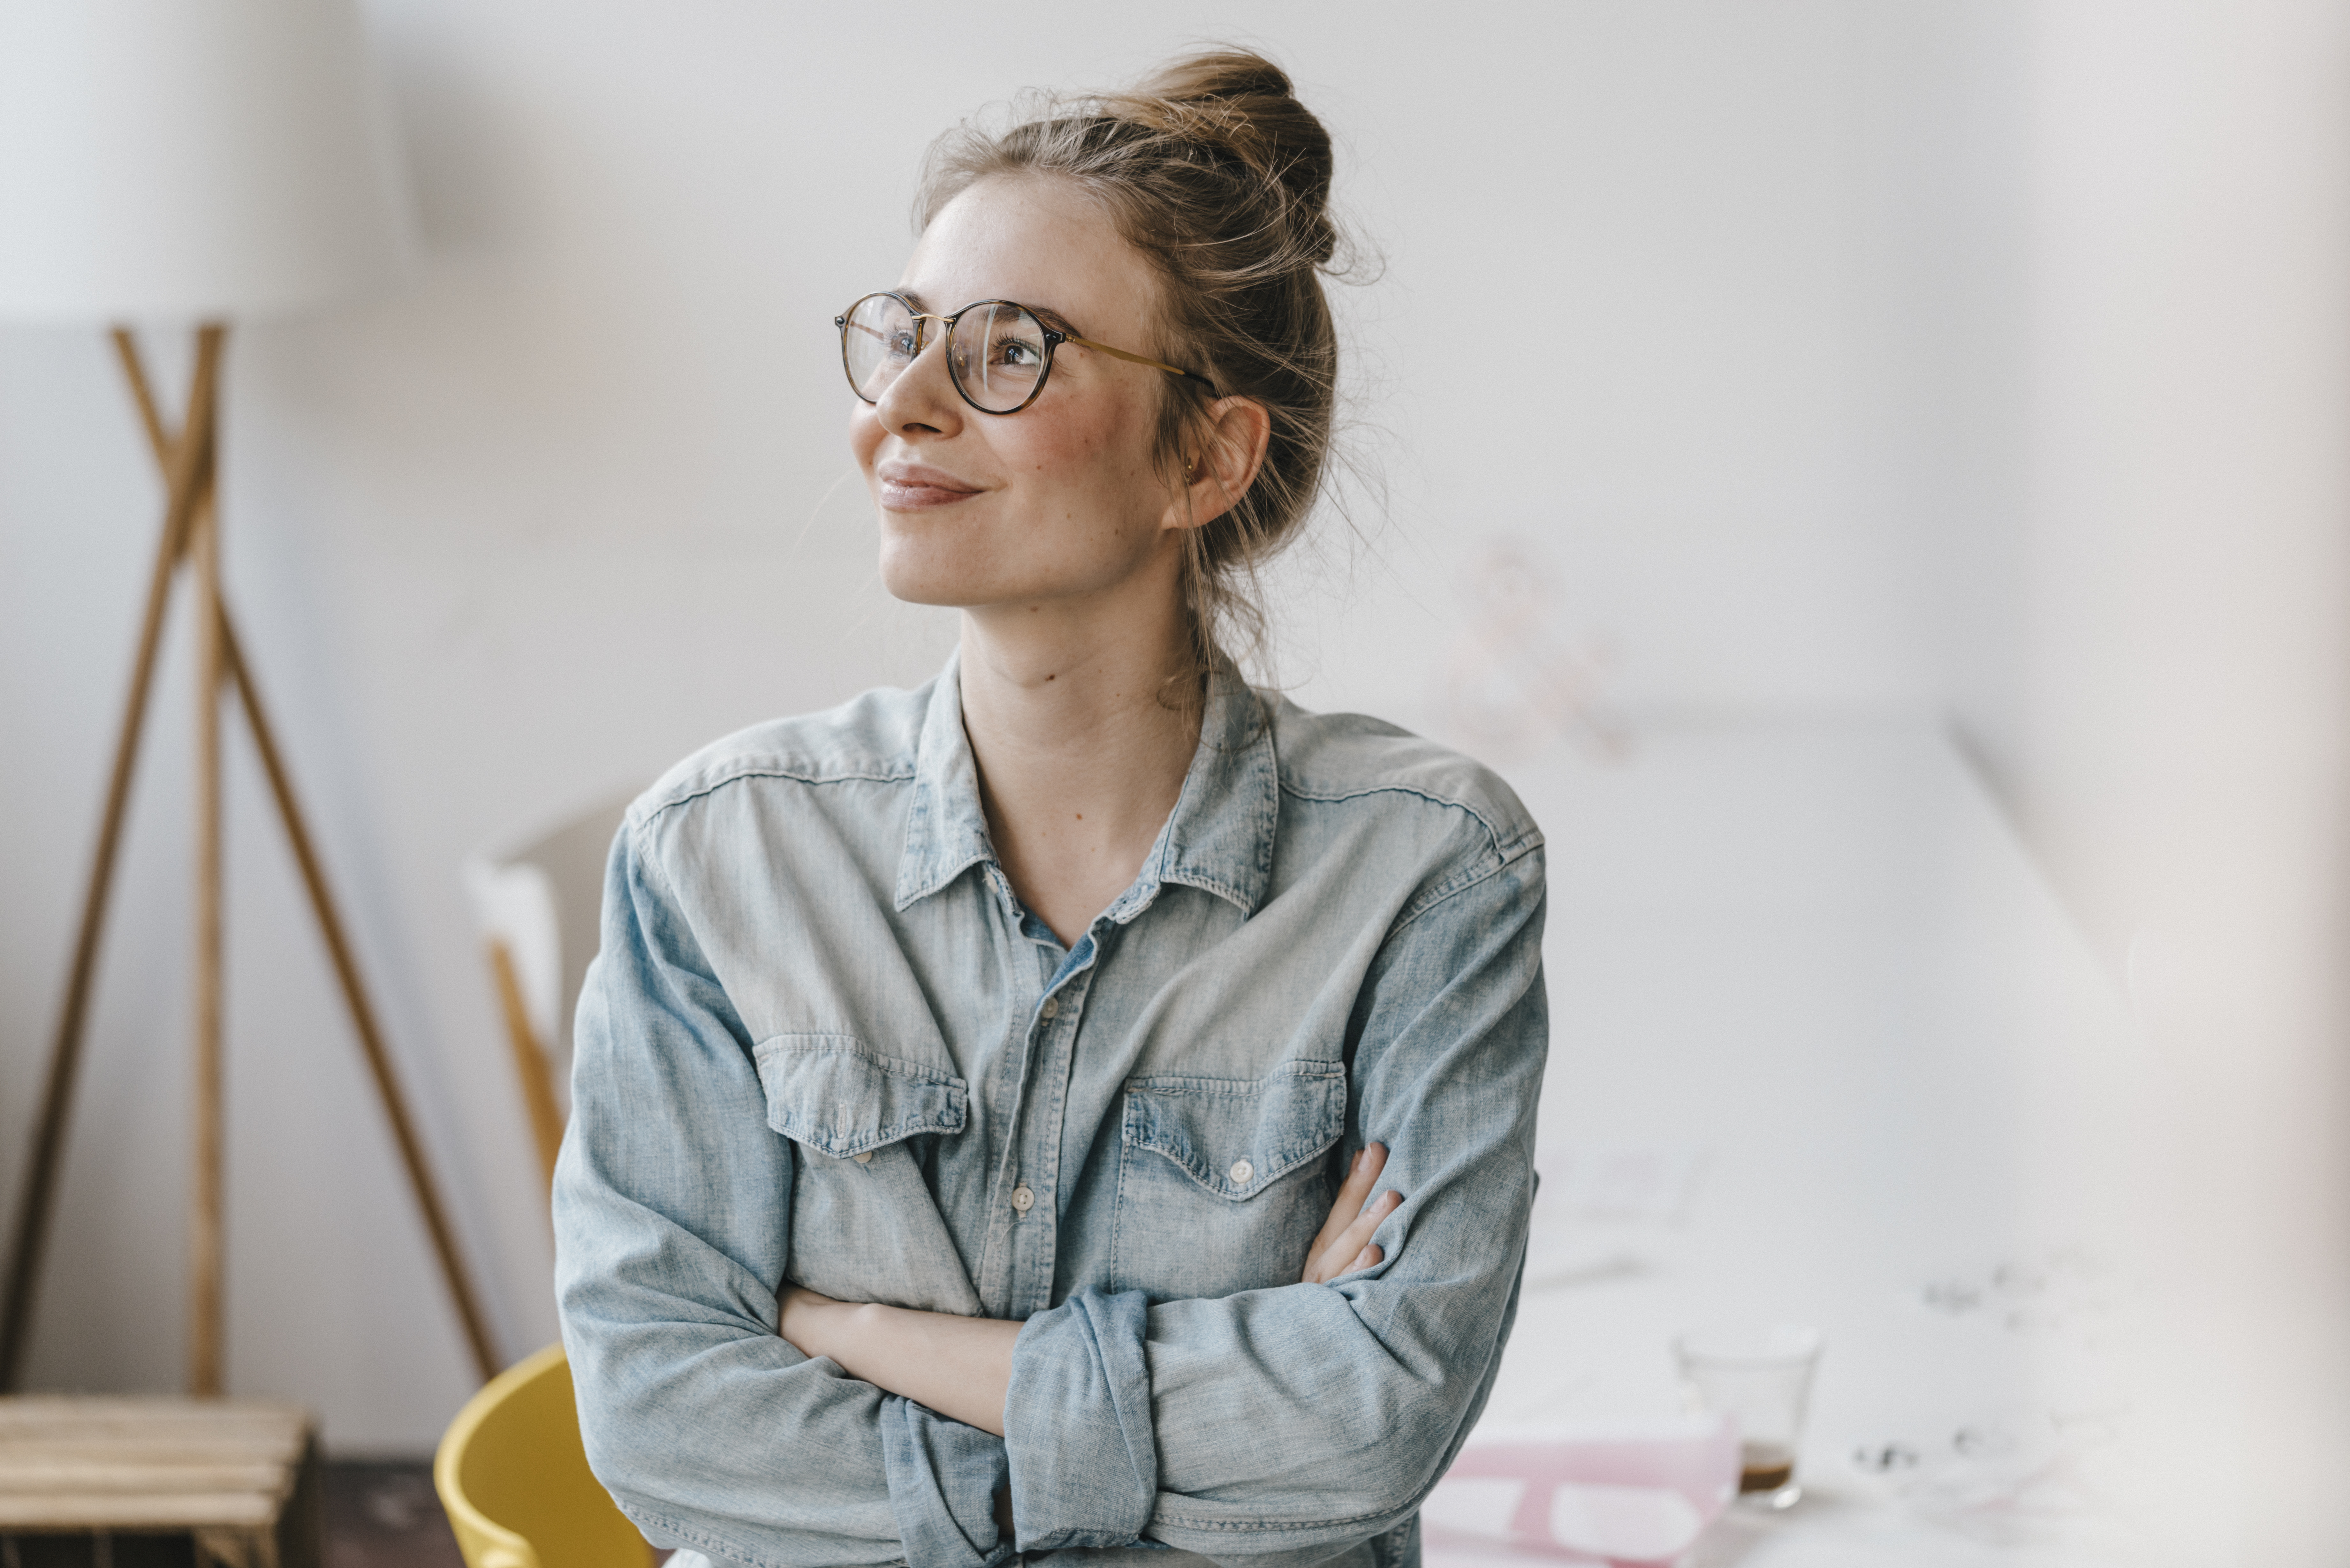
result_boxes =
[915,49,1346,686]
[1106,51,1339,267]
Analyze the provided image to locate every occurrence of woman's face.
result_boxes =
[852,176,1190,615]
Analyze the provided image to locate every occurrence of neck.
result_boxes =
[957,593,1204,946]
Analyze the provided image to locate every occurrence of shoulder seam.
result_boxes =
[1393,833,1543,932]
[636,760,914,831]
[1276,775,1543,875]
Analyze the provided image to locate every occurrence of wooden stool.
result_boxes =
[0,1398,320,1568]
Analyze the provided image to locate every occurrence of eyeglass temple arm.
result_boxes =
[1063,334,1220,395]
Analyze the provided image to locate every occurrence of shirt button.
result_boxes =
[1039,996,1059,1020]
[1229,1160,1254,1185]
[1011,1184,1035,1214]
[853,1150,873,1165]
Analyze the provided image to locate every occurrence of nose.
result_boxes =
[871,324,964,439]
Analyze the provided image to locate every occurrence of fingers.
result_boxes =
[1309,1143,1389,1260]
[1333,1188,1401,1264]
[1302,1144,1406,1284]
[1305,1186,1403,1284]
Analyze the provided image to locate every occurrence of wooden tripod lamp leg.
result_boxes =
[190,481,227,1400]
[137,334,502,1381]
[219,621,501,1383]
[132,329,500,1382]
[0,327,224,1393]
[1,323,501,1395]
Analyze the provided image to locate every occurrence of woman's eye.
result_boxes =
[996,339,1042,368]
[887,330,919,359]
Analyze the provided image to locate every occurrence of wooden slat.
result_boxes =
[0,1420,306,1442]
[0,1396,306,1417]
[0,1492,277,1527]
[0,1397,311,1534]
[0,1463,286,1492]
[0,1422,305,1442]
[0,1430,302,1448]
[0,1448,301,1476]
[0,1400,306,1431]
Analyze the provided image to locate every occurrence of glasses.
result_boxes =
[836,291,1218,415]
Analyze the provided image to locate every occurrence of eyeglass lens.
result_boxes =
[841,294,1052,414]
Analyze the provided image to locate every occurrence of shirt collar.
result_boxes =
[894,652,1279,921]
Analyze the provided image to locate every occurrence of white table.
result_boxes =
[1429,716,2152,1567]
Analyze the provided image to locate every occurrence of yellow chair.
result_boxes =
[436,1342,655,1568]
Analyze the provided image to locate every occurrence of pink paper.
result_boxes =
[1421,1416,1741,1568]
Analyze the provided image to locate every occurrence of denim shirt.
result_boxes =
[553,657,1548,1568]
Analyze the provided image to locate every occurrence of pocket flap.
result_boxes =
[754,1034,966,1158]
[1121,1062,1347,1200]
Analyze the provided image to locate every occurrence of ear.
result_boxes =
[1162,396,1274,532]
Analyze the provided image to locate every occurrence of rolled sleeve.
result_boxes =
[1004,1289,1158,1550]
[881,1399,1016,1568]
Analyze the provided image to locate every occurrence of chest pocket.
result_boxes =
[754,1033,966,1157]
[1111,1061,1347,1301]
[753,1034,980,1314]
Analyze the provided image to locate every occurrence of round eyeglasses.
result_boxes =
[836,291,1218,415]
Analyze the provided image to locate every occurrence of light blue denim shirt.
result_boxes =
[554,657,1547,1568]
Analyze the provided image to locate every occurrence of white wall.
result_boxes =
[7,8,2342,1534]
[2009,3,2350,1558]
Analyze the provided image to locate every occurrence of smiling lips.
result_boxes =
[876,461,982,510]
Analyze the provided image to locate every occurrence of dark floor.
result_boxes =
[322,1460,668,1568]
[0,1461,637,1568]
[324,1461,465,1568]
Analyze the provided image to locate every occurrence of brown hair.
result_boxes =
[915,49,1344,684]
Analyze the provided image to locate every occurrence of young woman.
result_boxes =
[555,51,1547,1568]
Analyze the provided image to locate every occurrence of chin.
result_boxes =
[878,531,1003,609]
[879,572,973,609]
[876,510,1167,613]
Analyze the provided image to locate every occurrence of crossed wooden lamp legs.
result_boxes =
[0,326,498,1393]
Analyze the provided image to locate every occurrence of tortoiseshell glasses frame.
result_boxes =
[836,290,1219,415]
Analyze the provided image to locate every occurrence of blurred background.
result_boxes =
[1,0,2345,1559]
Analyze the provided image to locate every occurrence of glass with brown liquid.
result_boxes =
[1672,1324,1823,1509]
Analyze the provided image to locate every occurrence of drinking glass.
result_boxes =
[1672,1323,1823,1508]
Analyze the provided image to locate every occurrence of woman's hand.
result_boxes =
[1302,1143,1402,1284]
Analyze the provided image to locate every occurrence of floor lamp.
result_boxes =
[0,0,497,1393]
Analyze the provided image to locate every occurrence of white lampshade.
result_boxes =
[0,0,412,323]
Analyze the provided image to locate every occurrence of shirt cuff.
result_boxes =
[879,1397,1015,1568]
[1004,1288,1157,1551]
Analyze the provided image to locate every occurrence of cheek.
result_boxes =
[1010,399,1155,503]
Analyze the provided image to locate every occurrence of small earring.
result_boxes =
[1185,457,1196,480]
